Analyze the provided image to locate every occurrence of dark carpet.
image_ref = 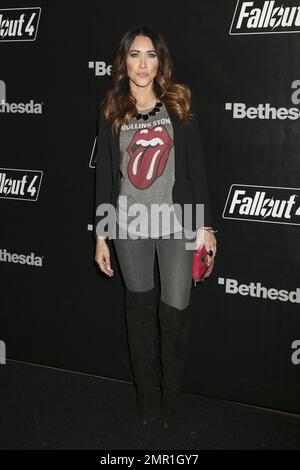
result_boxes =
[0,360,299,450]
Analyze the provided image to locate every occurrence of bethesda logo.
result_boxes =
[0,80,43,114]
[230,1,300,35]
[219,277,300,303]
[223,184,300,226]
[0,248,43,266]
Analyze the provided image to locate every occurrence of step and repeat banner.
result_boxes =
[1,1,299,413]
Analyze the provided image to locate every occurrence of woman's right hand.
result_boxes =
[95,238,114,277]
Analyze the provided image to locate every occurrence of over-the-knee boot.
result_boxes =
[125,286,159,424]
[158,297,193,428]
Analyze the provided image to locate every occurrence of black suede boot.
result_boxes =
[158,297,193,428]
[125,286,159,425]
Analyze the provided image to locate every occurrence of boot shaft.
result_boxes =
[158,298,193,392]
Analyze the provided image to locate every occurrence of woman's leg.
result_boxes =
[113,237,155,292]
[112,237,159,424]
[155,230,196,427]
[155,230,195,310]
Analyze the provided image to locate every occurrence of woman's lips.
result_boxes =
[137,73,148,77]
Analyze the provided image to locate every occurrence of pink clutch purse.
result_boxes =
[192,243,214,286]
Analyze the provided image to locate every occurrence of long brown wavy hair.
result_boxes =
[100,25,195,136]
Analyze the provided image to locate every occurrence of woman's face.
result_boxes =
[126,35,159,90]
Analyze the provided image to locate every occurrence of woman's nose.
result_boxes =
[139,57,147,67]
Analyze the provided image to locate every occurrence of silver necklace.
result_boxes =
[134,101,163,121]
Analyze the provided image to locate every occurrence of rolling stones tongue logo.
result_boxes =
[127,125,173,189]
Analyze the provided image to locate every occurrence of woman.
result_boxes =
[94,26,217,428]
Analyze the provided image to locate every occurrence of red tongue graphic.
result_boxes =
[128,146,164,189]
[127,127,173,189]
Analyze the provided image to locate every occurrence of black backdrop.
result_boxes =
[1,0,300,413]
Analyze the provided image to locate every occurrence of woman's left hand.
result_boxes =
[195,228,217,267]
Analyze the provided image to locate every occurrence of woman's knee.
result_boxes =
[160,293,190,310]
[126,281,155,293]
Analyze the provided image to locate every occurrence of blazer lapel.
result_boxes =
[110,127,121,184]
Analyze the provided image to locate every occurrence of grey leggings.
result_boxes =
[112,229,196,310]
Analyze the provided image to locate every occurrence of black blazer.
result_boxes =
[94,93,213,239]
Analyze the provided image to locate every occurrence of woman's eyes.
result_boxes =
[130,53,156,58]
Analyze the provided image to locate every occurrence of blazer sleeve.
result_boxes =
[186,93,214,228]
[94,105,113,239]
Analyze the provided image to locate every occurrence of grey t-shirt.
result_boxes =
[116,102,184,238]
